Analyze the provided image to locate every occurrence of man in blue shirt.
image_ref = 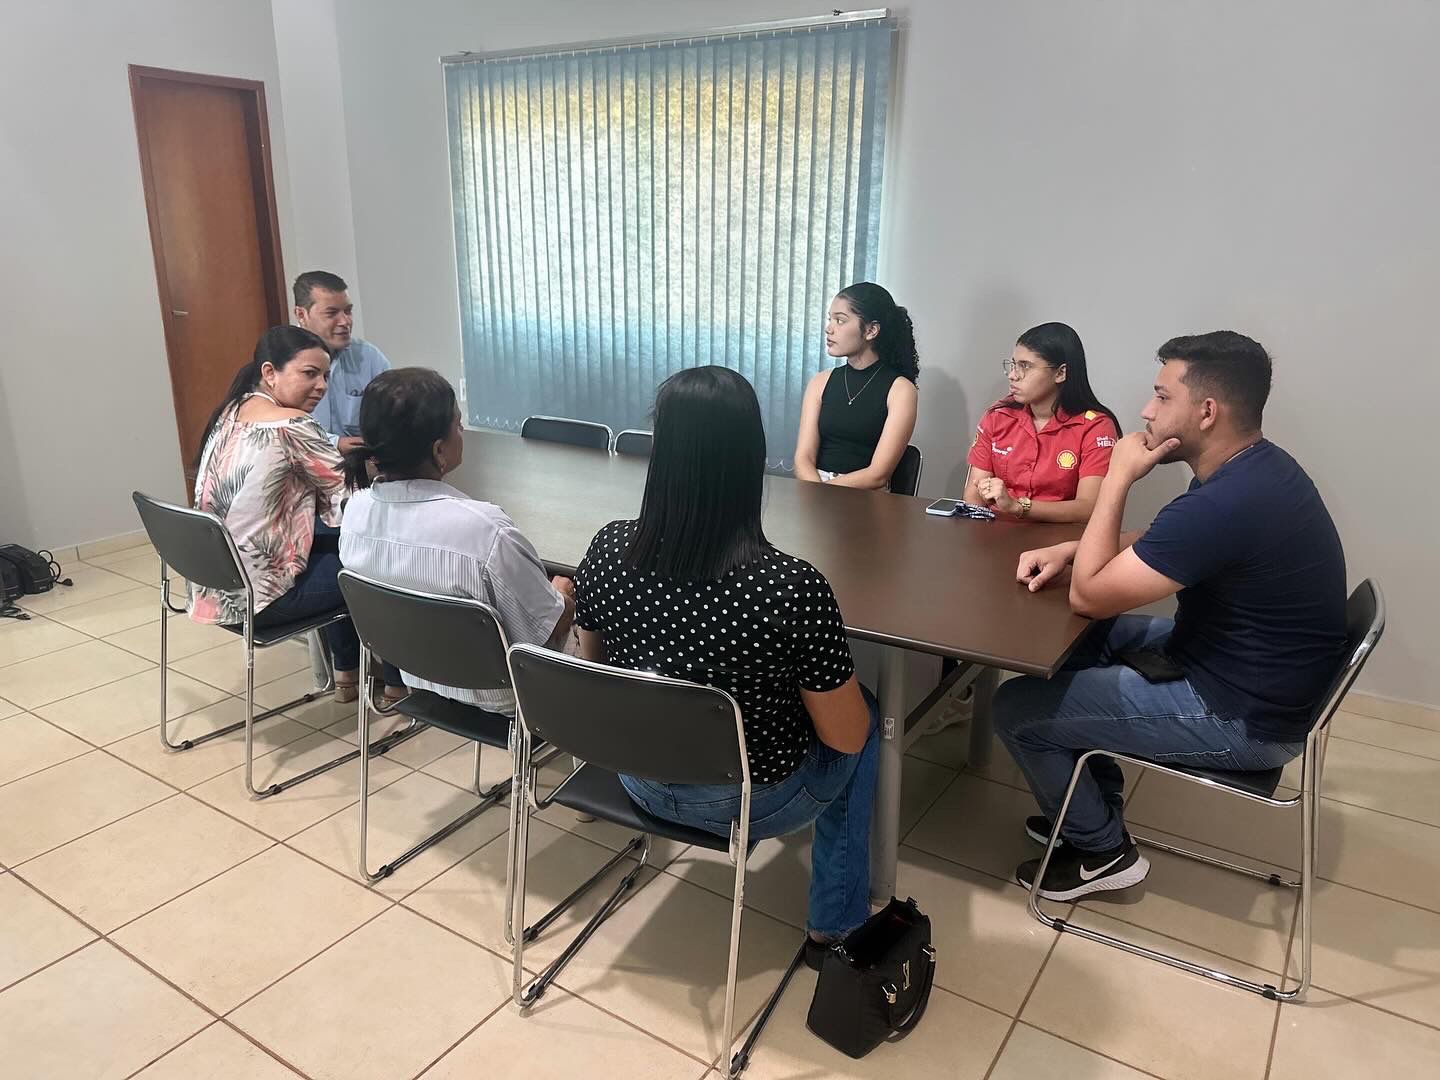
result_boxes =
[293,270,391,453]
[995,331,1347,900]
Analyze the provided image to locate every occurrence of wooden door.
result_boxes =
[130,66,287,489]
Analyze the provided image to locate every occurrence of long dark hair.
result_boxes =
[1001,322,1120,431]
[195,325,329,468]
[623,366,770,581]
[342,368,457,489]
[835,282,919,384]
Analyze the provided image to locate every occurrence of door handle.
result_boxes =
[171,309,189,317]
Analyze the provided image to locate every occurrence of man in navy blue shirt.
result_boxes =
[995,331,1347,900]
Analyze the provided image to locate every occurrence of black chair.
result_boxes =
[506,644,804,1077]
[888,443,923,496]
[337,569,518,882]
[520,414,613,451]
[612,428,653,457]
[1027,578,1386,1001]
[131,493,414,799]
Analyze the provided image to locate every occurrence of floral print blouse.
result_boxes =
[189,397,346,625]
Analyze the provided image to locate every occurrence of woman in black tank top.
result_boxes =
[793,282,919,490]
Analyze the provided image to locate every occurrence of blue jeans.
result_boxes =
[620,686,881,938]
[994,616,1303,852]
[254,550,401,685]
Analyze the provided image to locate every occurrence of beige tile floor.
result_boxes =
[3,539,1439,1078]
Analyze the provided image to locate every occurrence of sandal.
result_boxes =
[379,684,409,709]
[334,670,360,704]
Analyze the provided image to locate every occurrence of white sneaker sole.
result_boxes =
[1021,854,1151,901]
[1026,822,1059,847]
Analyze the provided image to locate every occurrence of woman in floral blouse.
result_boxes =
[190,325,400,702]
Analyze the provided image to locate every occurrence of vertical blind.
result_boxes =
[443,15,894,466]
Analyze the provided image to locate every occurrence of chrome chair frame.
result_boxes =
[612,428,653,457]
[520,414,615,451]
[341,570,516,882]
[507,645,781,1077]
[134,493,419,800]
[1026,580,1386,1002]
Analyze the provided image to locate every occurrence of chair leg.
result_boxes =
[1027,750,1303,1001]
[503,723,525,949]
[247,640,422,801]
[720,829,760,1078]
[515,833,652,1007]
[729,938,808,1078]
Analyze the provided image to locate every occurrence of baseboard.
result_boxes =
[1343,689,1440,728]
[72,530,150,561]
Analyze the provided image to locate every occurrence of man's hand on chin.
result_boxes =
[1110,431,1181,486]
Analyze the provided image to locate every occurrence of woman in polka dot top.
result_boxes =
[574,366,880,958]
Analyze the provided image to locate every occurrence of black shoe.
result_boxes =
[804,935,838,972]
[1025,815,1061,847]
[1026,815,1129,848]
[1016,839,1150,901]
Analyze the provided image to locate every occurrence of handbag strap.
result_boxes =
[886,946,936,1037]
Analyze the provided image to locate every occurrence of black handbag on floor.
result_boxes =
[806,896,936,1058]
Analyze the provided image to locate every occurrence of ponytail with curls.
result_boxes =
[835,281,920,384]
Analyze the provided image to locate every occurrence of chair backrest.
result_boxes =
[507,643,748,786]
[613,429,653,458]
[520,415,614,451]
[132,491,247,592]
[337,570,511,691]
[1309,578,1386,743]
[889,444,923,496]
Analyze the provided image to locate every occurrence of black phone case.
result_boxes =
[1117,648,1186,683]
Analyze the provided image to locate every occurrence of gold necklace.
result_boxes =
[842,364,882,405]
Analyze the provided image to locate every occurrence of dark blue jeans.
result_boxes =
[254,550,401,685]
[994,615,1303,852]
[620,686,881,937]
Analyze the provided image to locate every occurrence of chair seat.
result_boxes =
[1141,759,1286,799]
[553,765,737,853]
[393,689,512,747]
[222,606,348,647]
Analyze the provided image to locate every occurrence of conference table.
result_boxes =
[449,429,1091,904]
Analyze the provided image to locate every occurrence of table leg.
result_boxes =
[968,666,1000,769]
[870,645,907,907]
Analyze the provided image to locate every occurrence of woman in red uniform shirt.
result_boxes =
[963,323,1119,522]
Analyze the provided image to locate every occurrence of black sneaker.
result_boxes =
[1015,839,1150,900]
[1026,815,1130,848]
[1025,815,1061,847]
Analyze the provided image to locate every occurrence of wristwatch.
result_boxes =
[1017,496,1033,519]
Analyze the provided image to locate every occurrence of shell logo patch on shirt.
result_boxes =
[1084,410,1098,420]
[1056,449,1078,470]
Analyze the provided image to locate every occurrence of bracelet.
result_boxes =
[1018,496,1033,518]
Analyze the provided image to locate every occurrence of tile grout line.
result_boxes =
[216,1016,319,1080]
[980,916,1067,1080]
[408,994,514,1079]
[1011,1021,1173,1080]
[1262,894,1301,1080]
[117,1017,318,1080]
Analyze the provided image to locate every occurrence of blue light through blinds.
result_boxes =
[443,18,893,466]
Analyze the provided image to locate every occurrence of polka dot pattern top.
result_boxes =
[574,519,856,784]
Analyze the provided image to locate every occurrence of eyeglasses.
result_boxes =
[1003,358,1047,377]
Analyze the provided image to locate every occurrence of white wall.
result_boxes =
[271,0,360,305]
[0,0,295,550]
[241,1,1440,708]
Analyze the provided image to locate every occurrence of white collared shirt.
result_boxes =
[339,479,564,715]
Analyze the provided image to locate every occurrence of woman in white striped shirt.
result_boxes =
[338,368,574,714]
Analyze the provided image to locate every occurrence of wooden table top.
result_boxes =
[449,430,1092,676]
